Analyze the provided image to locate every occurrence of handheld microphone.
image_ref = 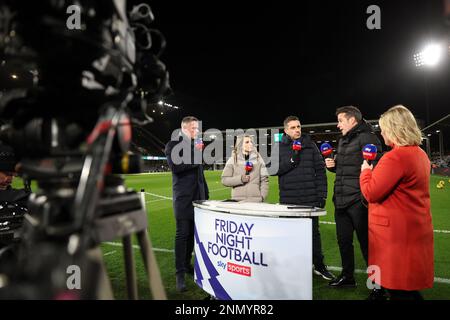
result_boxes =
[194,138,204,150]
[292,140,302,152]
[320,142,333,159]
[362,144,377,165]
[245,161,253,176]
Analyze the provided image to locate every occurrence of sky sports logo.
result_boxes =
[227,262,252,277]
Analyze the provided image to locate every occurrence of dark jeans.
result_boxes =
[335,201,368,278]
[387,289,423,300]
[175,219,195,275]
[312,216,326,269]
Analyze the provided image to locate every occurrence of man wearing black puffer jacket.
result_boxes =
[276,116,335,281]
[326,106,382,290]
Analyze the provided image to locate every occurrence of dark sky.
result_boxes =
[146,0,450,141]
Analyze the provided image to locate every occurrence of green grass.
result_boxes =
[108,171,450,300]
[11,172,450,300]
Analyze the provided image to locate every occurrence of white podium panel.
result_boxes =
[193,201,325,300]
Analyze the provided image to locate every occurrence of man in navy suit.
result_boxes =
[165,116,209,292]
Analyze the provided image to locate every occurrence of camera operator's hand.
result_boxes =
[241,174,251,184]
[291,151,301,166]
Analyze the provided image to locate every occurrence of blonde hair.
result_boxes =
[379,105,423,146]
[233,135,259,163]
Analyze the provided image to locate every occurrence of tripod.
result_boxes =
[77,107,167,300]
[0,0,172,300]
[0,108,168,300]
[93,189,166,300]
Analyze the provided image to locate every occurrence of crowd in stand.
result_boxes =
[431,153,450,168]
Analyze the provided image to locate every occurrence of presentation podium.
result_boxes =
[193,201,326,300]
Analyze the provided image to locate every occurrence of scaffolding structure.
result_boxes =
[421,114,449,160]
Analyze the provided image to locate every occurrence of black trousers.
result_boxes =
[312,216,326,269]
[334,201,368,278]
[175,219,195,275]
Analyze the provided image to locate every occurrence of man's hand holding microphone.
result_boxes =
[291,140,302,166]
[325,157,336,169]
[320,142,336,169]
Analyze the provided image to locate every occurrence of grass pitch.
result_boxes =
[99,171,450,300]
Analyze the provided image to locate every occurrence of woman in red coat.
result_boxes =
[360,105,434,300]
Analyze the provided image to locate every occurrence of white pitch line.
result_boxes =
[144,187,229,202]
[146,198,169,204]
[145,192,172,200]
[103,251,116,257]
[103,241,174,253]
[319,221,450,234]
[435,277,450,285]
[102,242,450,285]
[143,192,450,235]
[434,230,450,234]
[326,266,450,285]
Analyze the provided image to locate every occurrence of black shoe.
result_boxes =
[176,273,187,292]
[328,274,356,288]
[313,265,336,281]
[367,288,388,301]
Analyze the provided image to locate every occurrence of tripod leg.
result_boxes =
[87,247,114,300]
[136,230,167,300]
[122,235,138,300]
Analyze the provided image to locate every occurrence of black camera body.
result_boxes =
[0,0,170,299]
[0,0,169,156]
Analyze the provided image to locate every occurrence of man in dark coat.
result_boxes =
[326,106,382,290]
[165,116,209,292]
[276,116,335,281]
